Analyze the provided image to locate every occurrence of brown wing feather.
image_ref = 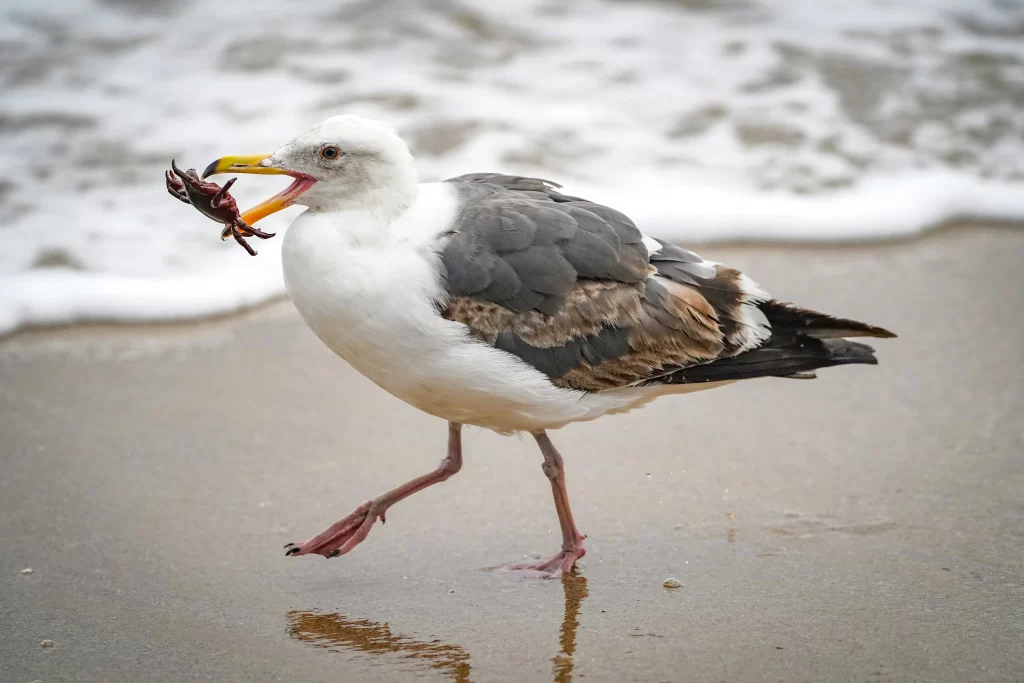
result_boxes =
[443,272,739,392]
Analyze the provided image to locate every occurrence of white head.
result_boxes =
[203,115,418,224]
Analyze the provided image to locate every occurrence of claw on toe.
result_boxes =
[498,547,586,579]
[281,500,381,561]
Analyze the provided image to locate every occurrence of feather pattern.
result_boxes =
[439,174,893,392]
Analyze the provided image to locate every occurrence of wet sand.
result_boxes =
[2,226,1022,683]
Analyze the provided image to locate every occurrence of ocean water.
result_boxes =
[2,0,1023,335]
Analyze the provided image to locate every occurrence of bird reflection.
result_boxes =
[552,571,589,683]
[285,609,473,683]
[286,571,588,683]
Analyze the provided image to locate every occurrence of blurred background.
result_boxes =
[2,0,1023,334]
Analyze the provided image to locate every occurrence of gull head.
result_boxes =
[203,115,417,224]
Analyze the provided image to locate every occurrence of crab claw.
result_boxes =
[166,167,190,204]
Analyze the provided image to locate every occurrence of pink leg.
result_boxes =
[503,431,586,578]
[286,422,463,559]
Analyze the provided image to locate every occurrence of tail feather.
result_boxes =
[641,299,894,386]
[657,337,878,384]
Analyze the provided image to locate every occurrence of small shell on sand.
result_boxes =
[21,567,34,575]
[663,577,682,589]
[39,639,56,649]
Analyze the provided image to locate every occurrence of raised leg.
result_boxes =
[503,431,586,578]
[285,422,463,559]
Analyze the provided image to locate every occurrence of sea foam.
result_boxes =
[1,0,1022,336]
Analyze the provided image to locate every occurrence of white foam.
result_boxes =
[584,170,1024,243]
[1,0,1022,336]
[0,246,286,337]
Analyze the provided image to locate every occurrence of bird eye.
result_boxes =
[320,145,341,160]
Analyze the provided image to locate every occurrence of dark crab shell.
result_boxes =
[166,159,275,256]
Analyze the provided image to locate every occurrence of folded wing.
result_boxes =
[440,174,894,392]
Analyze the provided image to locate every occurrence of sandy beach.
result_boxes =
[2,225,1022,683]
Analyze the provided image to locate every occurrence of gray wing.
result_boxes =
[437,174,761,387]
[440,174,650,316]
[440,174,893,392]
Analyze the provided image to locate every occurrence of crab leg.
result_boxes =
[237,220,275,239]
[230,225,258,256]
[212,177,237,207]
[170,158,193,182]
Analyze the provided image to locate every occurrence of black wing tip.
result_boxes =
[648,336,882,386]
[761,300,897,340]
[816,338,883,369]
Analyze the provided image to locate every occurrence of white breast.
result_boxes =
[281,183,698,433]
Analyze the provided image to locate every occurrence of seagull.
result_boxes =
[203,115,895,577]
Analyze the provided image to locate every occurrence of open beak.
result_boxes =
[202,154,316,226]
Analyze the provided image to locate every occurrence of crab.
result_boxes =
[165,159,275,256]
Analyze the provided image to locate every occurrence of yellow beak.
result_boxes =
[202,154,315,226]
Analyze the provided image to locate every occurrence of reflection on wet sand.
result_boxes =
[287,572,589,683]
[552,572,589,683]
[286,610,473,683]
